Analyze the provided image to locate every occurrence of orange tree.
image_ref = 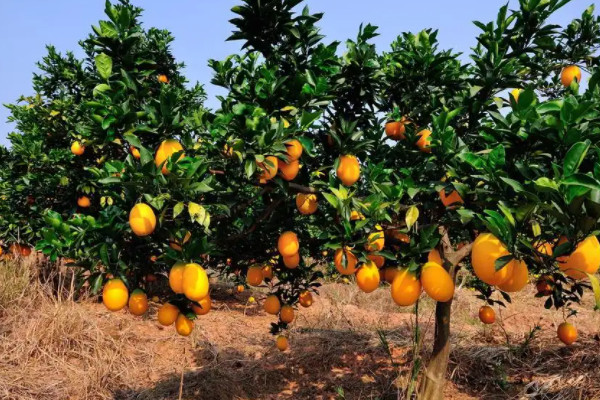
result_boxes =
[2,0,600,397]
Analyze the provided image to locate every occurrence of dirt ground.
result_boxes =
[1,259,600,400]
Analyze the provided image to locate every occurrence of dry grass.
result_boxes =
[1,258,600,399]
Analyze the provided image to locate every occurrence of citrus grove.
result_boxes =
[1,0,600,397]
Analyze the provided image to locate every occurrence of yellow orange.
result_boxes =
[276,335,289,351]
[279,159,300,181]
[71,141,85,156]
[428,249,442,265]
[285,139,303,161]
[128,289,148,316]
[510,89,521,102]
[416,129,432,153]
[77,196,91,208]
[299,290,313,307]
[102,278,129,311]
[258,156,279,182]
[155,139,184,174]
[157,303,179,326]
[247,265,264,286]
[560,65,581,87]
[478,306,495,324]
[356,261,380,293]
[366,225,385,252]
[278,231,299,257]
[175,314,194,336]
[296,193,318,215]
[169,262,186,294]
[131,147,141,159]
[192,296,211,316]
[157,74,169,83]
[350,210,365,221]
[280,305,295,324]
[557,322,577,345]
[129,203,156,237]
[264,295,281,315]
[336,155,360,186]
[471,233,514,285]
[557,236,600,280]
[283,252,300,269]
[391,268,421,306]
[334,248,358,275]
[420,262,454,302]
[182,263,209,301]
[497,260,528,292]
[385,118,409,140]
[367,254,385,268]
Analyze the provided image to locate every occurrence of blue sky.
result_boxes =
[0,0,596,146]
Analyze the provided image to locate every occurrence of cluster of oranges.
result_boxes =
[384,118,432,153]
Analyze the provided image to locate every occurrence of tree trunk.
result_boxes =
[419,270,455,399]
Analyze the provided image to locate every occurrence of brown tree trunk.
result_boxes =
[419,227,473,400]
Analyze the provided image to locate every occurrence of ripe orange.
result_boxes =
[386,229,409,244]
[283,252,300,269]
[296,193,318,215]
[280,305,295,323]
[385,118,408,141]
[278,231,299,257]
[428,249,442,265]
[560,65,581,87]
[334,248,358,275]
[157,74,169,83]
[367,254,385,268]
[557,236,600,280]
[169,262,186,294]
[299,290,313,307]
[365,225,385,252]
[336,155,360,186]
[77,196,91,208]
[182,263,209,301]
[264,295,281,315]
[384,267,400,284]
[350,210,365,221]
[415,129,432,153]
[157,303,179,326]
[128,289,149,316]
[439,189,463,207]
[13,244,32,257]
[131,147,141,159]
[510,89,521,102]
[497,260,529,292]
[536,275,554,296]
[534,241,553,261]
[175,314,194,336]
[155,139,184,174]
[71,141,85,156]
[247,265,264,286]
[236,285,245,293]
[276,335,289,351]
[279,159,300,181]
[391,268,421,306]
[102,278,129,311]
[421,262,454,302]
[356,260,381,293]
[129,203,156,236]
[191,296,211,316]
[262,264,274,279]
[258,156,279,182]
[285,139,303,161]
[471,233,514,285]
[557,322,577,345]
[478,306,495,324]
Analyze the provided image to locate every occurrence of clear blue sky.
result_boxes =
[0,0,595,146]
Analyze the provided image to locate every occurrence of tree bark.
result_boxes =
[419,227,473,400]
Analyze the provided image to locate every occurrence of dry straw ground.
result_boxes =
[1,257,600,400]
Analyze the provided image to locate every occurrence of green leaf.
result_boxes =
[587,273,600,310]
[95,53,113,81]
[494,255,513,271]
[563,141,590,177]
[405,205,419,230]
[562,174,600,192]
[173,202,184,219]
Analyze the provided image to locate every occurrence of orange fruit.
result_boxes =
[258,156,279,182]
[182,263,209,301]
[280,305,295,323]
[223,143,234,158]
[420,262,454,302]
[534,241,553,262]
[384,267,400,284]
[428,249,442,265]
[510,89,521,102]
[391,268,421,306]
[131,147,141,159]
[336,155,360,186]
[557,322,577,345]
[236,285,245,293]
[191,296,211,316]
[296,193,318,215]
[278,231,299,257]
[439,189,463,207]
[366,225,385,252]
[77,196,91,208]
[471,233,514,285]
[497,260,529,292]
[557,236,600,280]
[478,305,495,324]
[102,278,129,312]
[279,159,300,181]
[169,262,186,294]
[175,314,194,336]
[283,252,300,269]
[285,139,303,161]
[356,260,380,293]
[247,265,264,286]
[15,244,31,257]
[367,254,385,268]
[157,303,179,326]
[264,295,281,315]
[299,290,313,307]
[536,275,554,296]
[155,139,184,174]
[169,231,191,252]
[71,141,85,156]
[560,65,581,87]
[334,248,358,275]
[416,129,432,153]
[157,74,169,83]
[129,203,156,237]
[128,289,149,316]
[385,118,408,140]
[262,264,274,279]
[350,210,365,221]
[386,229,410,244]
[276,335,289,351]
